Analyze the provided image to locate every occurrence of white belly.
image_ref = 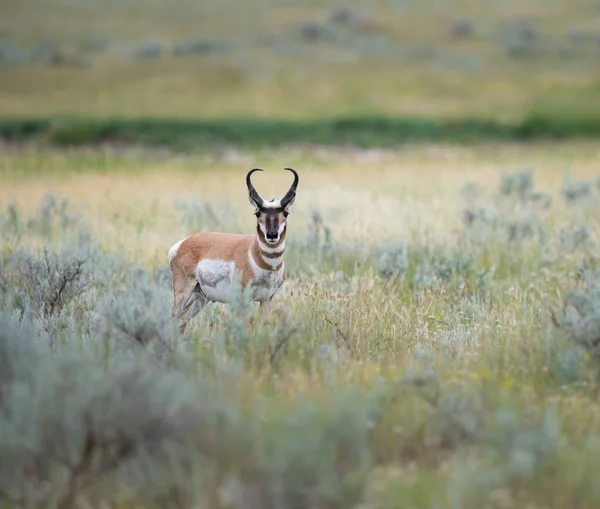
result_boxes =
[196,259,236,303]
[195,258,284,303]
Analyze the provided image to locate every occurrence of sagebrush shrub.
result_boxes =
[561,170,598,205]
[0,246,90,319]
[173,37,228,56]
[172,196,236,232]
[0,311,205,507]
[373,240,408,281]
[556,268,600,358]
[0,38,25,67]
[132,41,163,60]
[0,194,80,245]
[99,269,178,352]
[373,240,480,291]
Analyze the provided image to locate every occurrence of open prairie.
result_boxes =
[2,0,600,508]
[2,141,600,508]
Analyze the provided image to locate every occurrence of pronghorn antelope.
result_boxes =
[168,167,299,333]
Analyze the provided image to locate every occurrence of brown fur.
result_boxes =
[171,168,297,333]
[174,232,258,285]
[170,227,288,333]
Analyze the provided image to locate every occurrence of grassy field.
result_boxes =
[2,1,600,507]
[2,0,600,123]
[1,142,600,508]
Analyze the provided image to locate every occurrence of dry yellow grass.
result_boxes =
[2,141,599,265]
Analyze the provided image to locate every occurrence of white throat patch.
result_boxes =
[258,238,285,254]
[261,254,283,268]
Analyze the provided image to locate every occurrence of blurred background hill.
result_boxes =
[2,0,600,146]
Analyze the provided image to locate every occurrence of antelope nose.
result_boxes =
[267,233,277,241]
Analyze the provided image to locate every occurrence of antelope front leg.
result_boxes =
[259,298,273,323]
[247,299,271,330]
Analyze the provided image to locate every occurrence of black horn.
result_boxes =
[246,168,264,207]
[280,167,299,208]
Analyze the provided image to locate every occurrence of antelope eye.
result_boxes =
[254,211,261,218]
[283,211,289,218]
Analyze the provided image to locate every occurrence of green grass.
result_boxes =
[4,110,600,151]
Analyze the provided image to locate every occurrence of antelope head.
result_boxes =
[247,167,299,245]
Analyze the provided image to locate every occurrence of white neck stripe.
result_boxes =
[261,254,283,268]
[258,238,285,254]
[248,246,261,277]
[248,246,285,275]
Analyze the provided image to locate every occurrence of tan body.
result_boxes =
[168,167,298,333]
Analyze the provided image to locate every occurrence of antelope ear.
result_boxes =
[248,193,262,210]
[282,194,296,211]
